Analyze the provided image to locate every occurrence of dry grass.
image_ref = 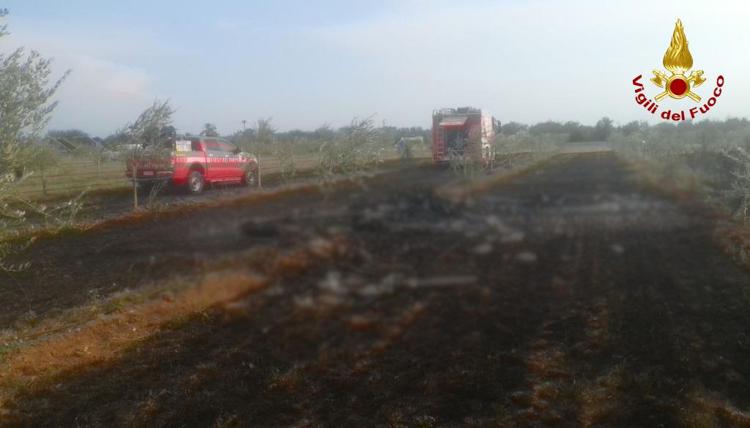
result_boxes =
[7,158,427,247]
[0,271,265,410]
[6,173,353,247]
[0,234,352,415]
[621,155,750,272]
[682,386,750,427]
[12,160,126,200]
[577,365,624,427]
[17,152,429,202]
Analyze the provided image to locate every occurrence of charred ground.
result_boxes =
[3,152,750,427]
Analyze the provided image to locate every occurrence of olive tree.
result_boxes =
[200,123,218,137]
[0,10,79,271]
[122,100,174,210]
[24,142,60,196]
[256,118,275,146]
[0,10,69,175]
[317,117,383,186]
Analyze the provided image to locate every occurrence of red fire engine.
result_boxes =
[432,107,500,167]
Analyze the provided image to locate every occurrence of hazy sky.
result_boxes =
[1,0,749,136]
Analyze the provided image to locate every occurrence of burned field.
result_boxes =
[2,152,750,426]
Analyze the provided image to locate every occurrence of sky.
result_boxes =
[1,0,749,136]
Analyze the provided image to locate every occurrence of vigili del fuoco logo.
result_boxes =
[632,19,724,121]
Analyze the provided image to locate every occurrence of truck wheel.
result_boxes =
[187,170,205,194]
[242,168,258,188]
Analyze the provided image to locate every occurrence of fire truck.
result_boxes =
[431,107,500,167]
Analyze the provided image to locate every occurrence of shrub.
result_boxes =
[274,139,299,183]
[318,117,383,178]
[608,119,750,222]
[121,100,174,210]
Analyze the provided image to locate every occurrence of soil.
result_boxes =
[3,152,750,427]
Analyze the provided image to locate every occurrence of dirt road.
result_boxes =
[4,152,750,426]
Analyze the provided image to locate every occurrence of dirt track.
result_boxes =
[4,152,750,427]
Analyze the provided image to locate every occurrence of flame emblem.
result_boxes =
[651,19,706,102]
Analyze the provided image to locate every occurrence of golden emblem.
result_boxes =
[651,19,706,102]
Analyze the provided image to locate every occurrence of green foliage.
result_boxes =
[526,117,614,143]
[226,118,278,157]
[122,100,174,210]
[313,124,335,142]
[255,118,275,145]
[230,129,256,154]
[608,118,750,222]
[620,121,648,137]
[46,129,110,167]
[273,139,298,183]
[0,11,82,272]
[102,130,130,149]
[228,119,428,160]
[724,147,750,223]
[0,23,69,174]
[593,117,614,141]
[47,129,93,149]
[124,101,174,148]
[529,121,568,137]
[0,176,83,239]
[500,121,528,136]
[200,123,219,137]
[24,143,59,173]
[493,132,562,169]
[609,119,750,162]
[317,117,383,179]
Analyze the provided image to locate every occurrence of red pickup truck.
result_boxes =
[126,137,259,194]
